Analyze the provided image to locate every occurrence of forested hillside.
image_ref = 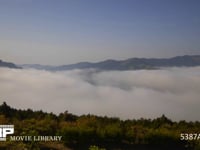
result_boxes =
[0,102,199,150]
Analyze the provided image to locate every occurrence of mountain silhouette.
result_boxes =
[0,59,21,69]
[21,55,200,71]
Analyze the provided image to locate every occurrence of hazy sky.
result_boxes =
[0,0,200,65]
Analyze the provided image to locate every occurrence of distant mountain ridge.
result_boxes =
[0,59,21,69]
[21,55,200,71]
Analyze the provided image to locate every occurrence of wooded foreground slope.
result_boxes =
[0,102,199,150]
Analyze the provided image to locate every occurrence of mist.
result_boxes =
[0,67,200,121]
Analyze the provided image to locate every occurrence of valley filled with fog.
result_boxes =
[0,67,200,121]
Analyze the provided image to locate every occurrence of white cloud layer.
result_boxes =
[0,67,200,121]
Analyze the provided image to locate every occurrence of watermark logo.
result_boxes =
[0,125,62,142]
[0,125,14,141]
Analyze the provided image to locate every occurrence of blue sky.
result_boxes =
[0,0,200,65]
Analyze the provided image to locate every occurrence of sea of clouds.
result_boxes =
[0,67,200,121]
